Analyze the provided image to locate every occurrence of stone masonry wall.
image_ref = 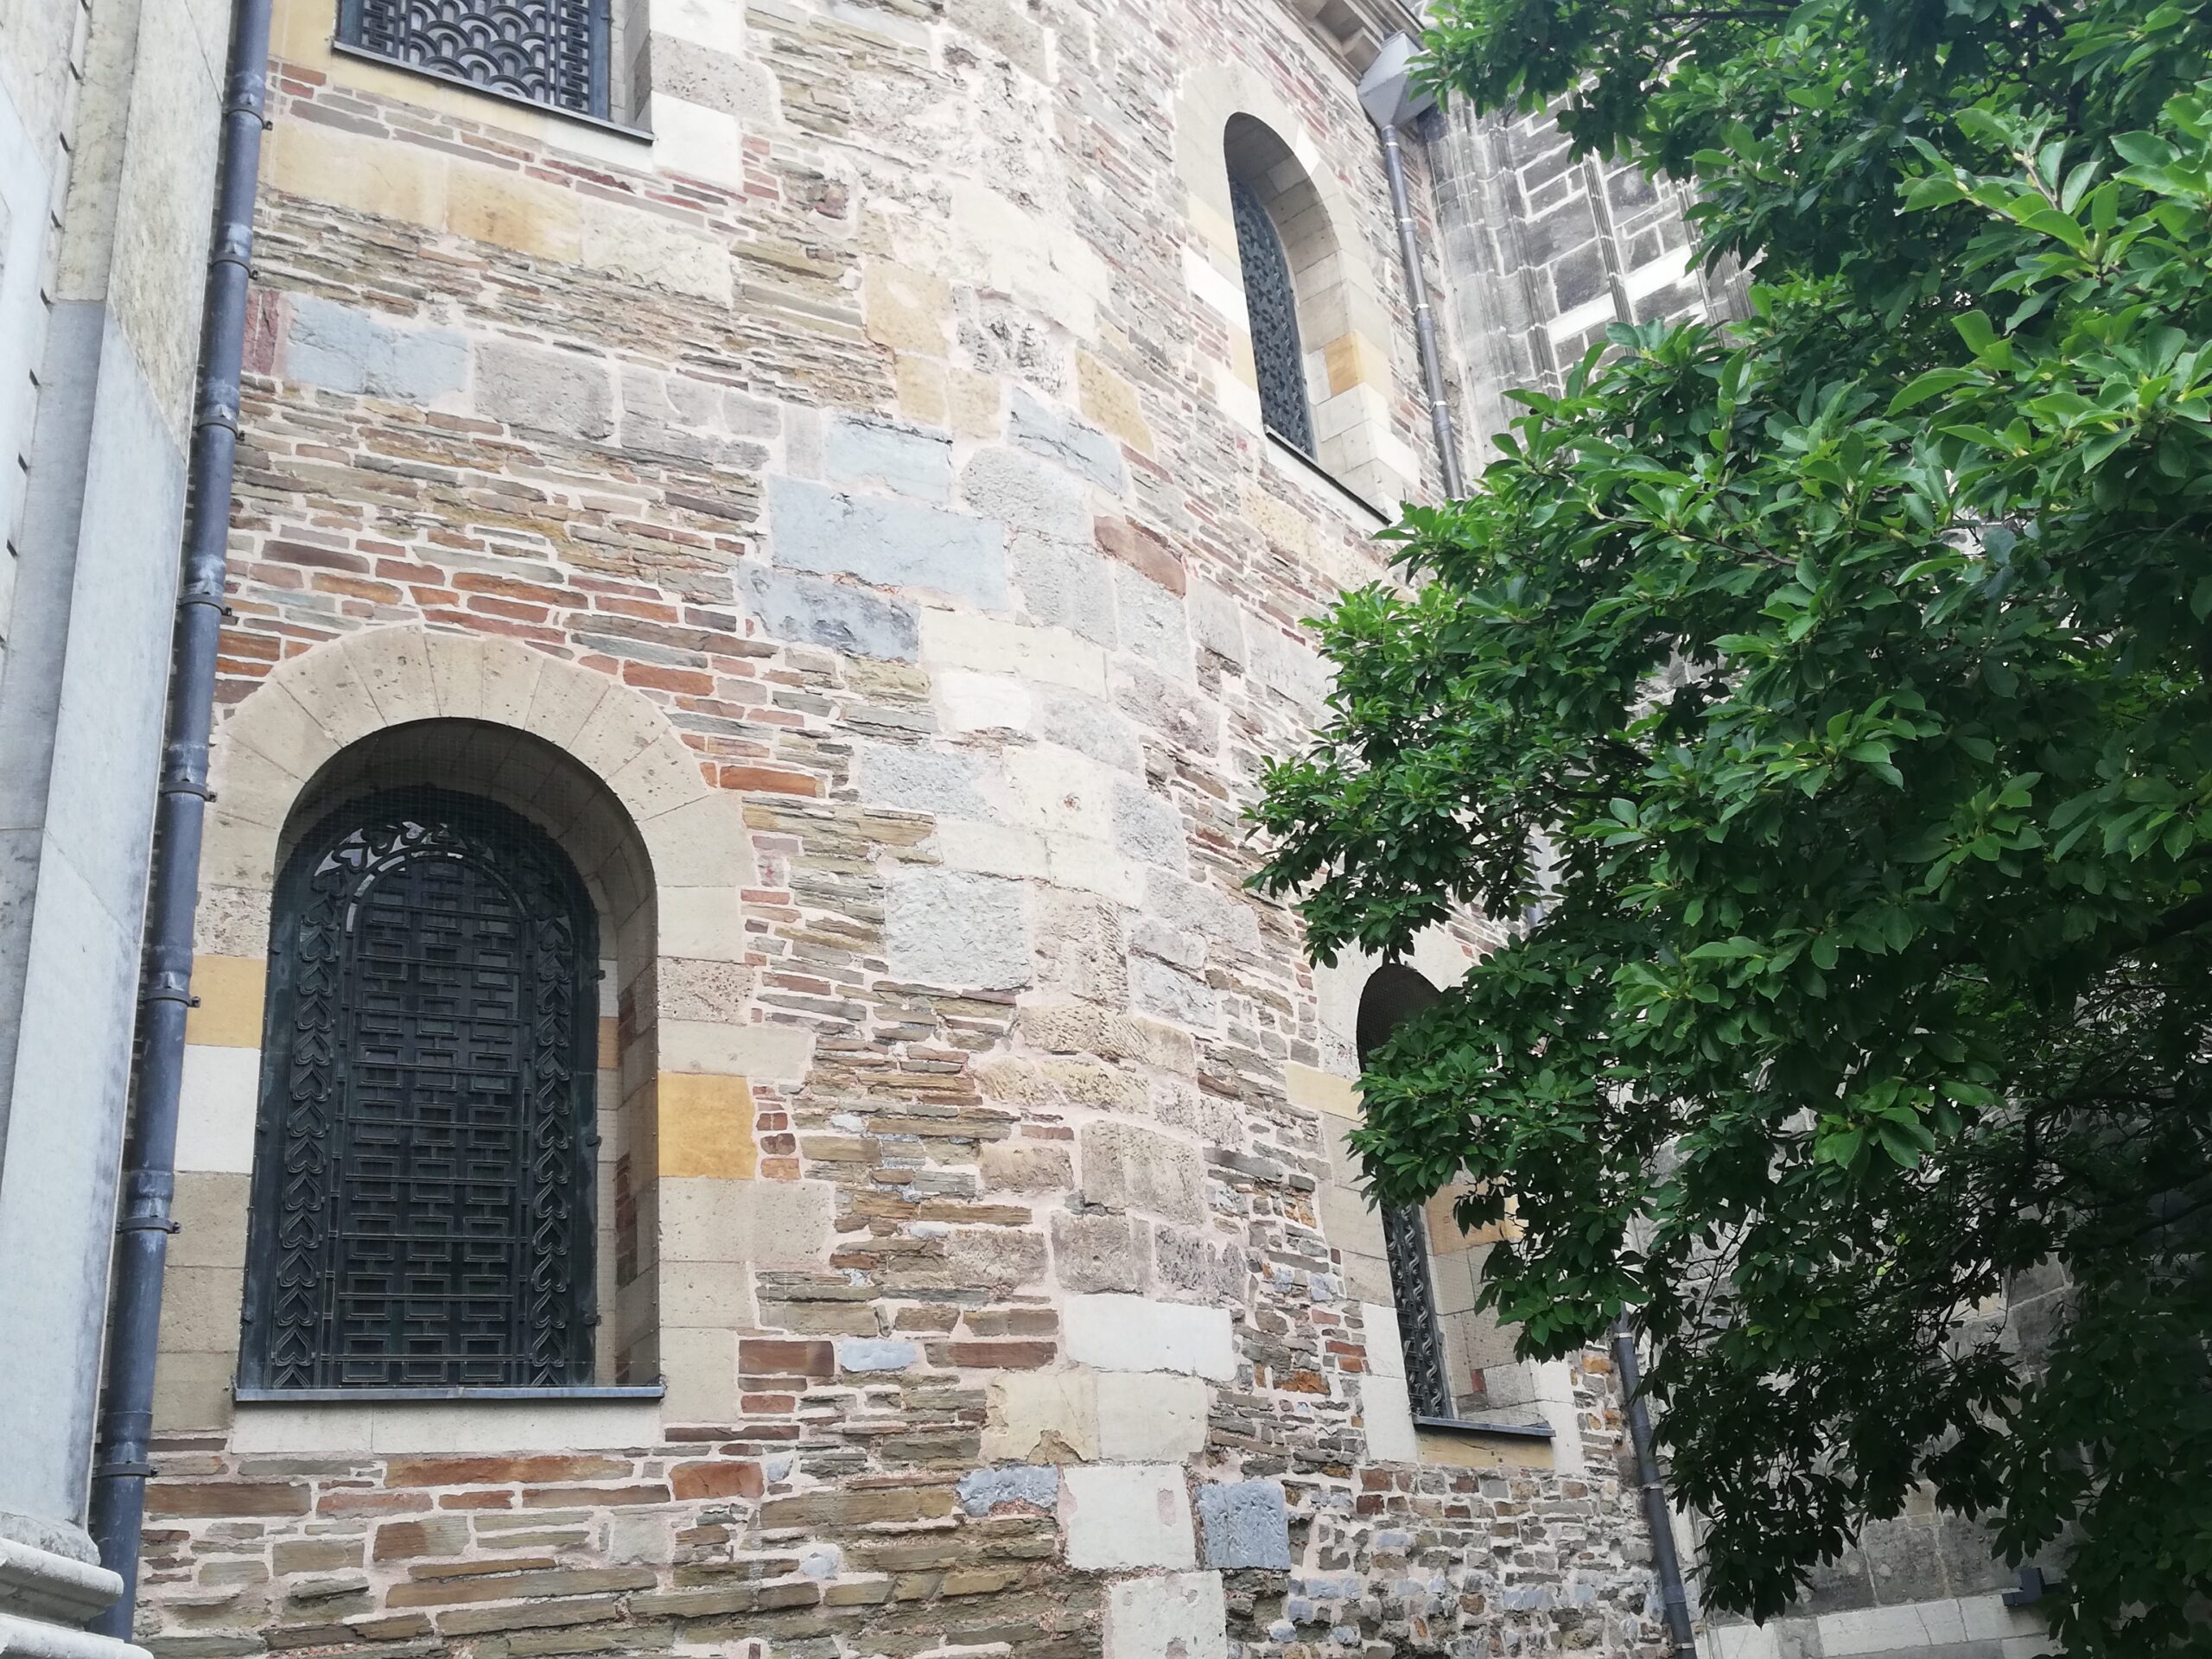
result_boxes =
[136,0,1675,1656]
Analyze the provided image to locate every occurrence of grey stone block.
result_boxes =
[1008,385,1125,493]
[1014,534,1116,646]
[1114,662,1218,756]
[1110,782,1185,870]
[1113,563,1190,676]
[1036,687,1144,772]
[959,446,1093,542]
[1051,1210,1147,1294]
[887,868,1030,990]
[475,339,614,439]
[288,296,466,404]
[1196,1479,1291,1570]
[855,738,994,818]
[1130,954,1220,1030]
[957,1465,1058,1516]
[740,563,919,661]
[768,476,1007,609]
[823,414,952,502]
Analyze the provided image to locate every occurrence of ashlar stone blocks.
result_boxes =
[1064,1294,1236,1381]
[1061,1464,1196,1571]
[1103,1570,1228,1659]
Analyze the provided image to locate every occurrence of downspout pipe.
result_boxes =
[1613,1318,1700,1657]
[1357,35,1465,500]
[86,0,274,1632]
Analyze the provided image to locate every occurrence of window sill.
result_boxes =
[1414,1415,1557,1471]
[1262,429,1392,525]
[235,1384,665,1404]
[329,41,656,145]
[1414,1414,1554,1441]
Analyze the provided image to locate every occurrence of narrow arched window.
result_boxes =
[338,0,613,120]
[1359,964,1452,1418]
[239,788,599,1392]
[1230,175,1318,455]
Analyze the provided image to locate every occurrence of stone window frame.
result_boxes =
[1174,64,1421,509]
[1300,934,1587,1472]
[155,625,811,1446]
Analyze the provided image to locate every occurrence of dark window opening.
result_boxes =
[1357,963,1452,1419]
[337,0,612,120]
[1230,175,1318,456]
[239,787,600,1391]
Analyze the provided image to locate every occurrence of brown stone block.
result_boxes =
[345,1614,433,1643]
[739,1338,833,1377]
[669,1461,764,1501]
[944,1340,1056,1369]
[757,1486,956,1530]
[1094,517,1185,595]
[383,1454,630,1488]
[385,1566,658,1609]
[273,1539,362,1575]
[437,1595,623,1637]
[146,1481,309,1516]
[372,1516,470,1560]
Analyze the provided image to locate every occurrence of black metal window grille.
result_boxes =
[239,787,599,1391]
[1383,1203,1455,1419]
[337,0,612,120]
[1230,175,1318,456]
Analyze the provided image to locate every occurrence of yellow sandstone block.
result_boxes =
[658,1071,758,1179]
[264,121,446,229]
[948,367,1004,438]
[894,354,950,425]
[1284,1061,1361,1120]
[1077,349,1154,454]
[1414,1427,1555,1471]
[446,164,583,263]
[864,260,952,356]
[185,956,267,1050]
[1324,330,1389,397]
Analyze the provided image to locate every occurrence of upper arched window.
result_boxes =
[339,0,614,121]
[1230,172,1317,454]
[238,787,600,1391]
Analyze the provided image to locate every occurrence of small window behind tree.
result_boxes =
[239,788,599,1391]
[337,0,613,121]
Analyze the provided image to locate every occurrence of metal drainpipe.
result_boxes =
[1614,1319,1700,1657]
[1374,118,1466,500]
[86,0,274,1633]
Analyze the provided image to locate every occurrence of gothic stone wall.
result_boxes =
[134,1,1672,1656]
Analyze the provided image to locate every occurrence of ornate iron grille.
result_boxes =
[1382,1204,1454,1419]
[240,788,598,1391]
[338,0,611,119]
[1230,175,1318,456]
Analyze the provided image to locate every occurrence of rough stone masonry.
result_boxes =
[130,0,1686,1656]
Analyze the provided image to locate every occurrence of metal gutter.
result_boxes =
[1614,1319,1701,1657]
[86,0,275,1632]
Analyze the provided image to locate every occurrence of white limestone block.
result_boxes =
[1103,1570,1227,1659]
[1061,1463,1195,1571]
[1096,1373,1209,1461]
[1063,1294,1235,1381]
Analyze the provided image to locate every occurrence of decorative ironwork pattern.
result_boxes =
[1230,176,1318,455]
[1382,1204,1454,1418]
[240,789,598,1390]
[339,0,610,119]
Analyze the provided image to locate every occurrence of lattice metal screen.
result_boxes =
[240,788,598,1390]
[338,0,611,119]
[1382,1203,1454,1418]
[1230,175,1318,456]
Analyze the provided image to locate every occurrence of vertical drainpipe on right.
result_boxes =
[1355,33,1702,1659]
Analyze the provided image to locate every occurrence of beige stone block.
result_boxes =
[1363,1370,1417,1463]
[638,97,746,190]
[658,887,747,963]
[152,1349,236,1434]
[658,1017,814,1083]
[1320,1185,1388,1268]
[1414,1427,1554,1471]
[210,740,302,833]
[476,637,549,727]
[581,199,732,303]
[611,735,709,823]
[637,791,756,887]
[220,681,339,783]
[195,882,273,958]
[658,1176,835,1267]
[894,354,950,425]
[270,636,387,750]
[658,1071,757,1179]
[186,955,266,1049]
[982,1370,1097,1463]
[919,608,1107,695]
[1324,331,1389,397]
[171,1171,251,1269]
[1285,1060,1360,1120]
[446,163,583,262]
[658,1262,756,1330]
[264,121,445,229]
[1078,351,1152,454]
[521,658,613,750]
[571,684,671,783]
[658,1326,740,1423]
[949,368,1004,438]
[158,1263,245,1354]
[932,819,1050,881]
[1096,1372,1208,1460]
[176,1043,263,1174]
[865,260,952,355]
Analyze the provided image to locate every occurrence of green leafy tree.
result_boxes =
[1252,1,2212,1648]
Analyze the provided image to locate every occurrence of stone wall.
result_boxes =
[129,1,1682,1656]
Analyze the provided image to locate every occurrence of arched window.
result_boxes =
[1230,172,1317,455]
[339,0,613,120]
[1358,964,1547,1429]
[238,787,600,1392]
